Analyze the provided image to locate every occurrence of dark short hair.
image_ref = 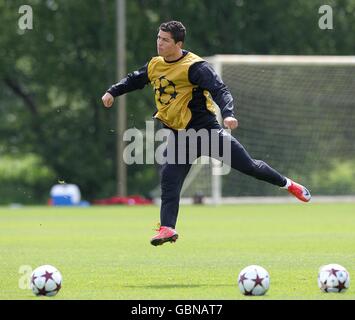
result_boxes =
[159,21,186,43]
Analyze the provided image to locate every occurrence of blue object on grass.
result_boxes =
[52,196,73,206]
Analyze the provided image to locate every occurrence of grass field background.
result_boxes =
[1,203,354,300]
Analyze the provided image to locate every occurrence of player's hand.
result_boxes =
[223,117,238,130]
[102,92,114,108]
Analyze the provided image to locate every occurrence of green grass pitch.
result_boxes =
[1,203,354,300]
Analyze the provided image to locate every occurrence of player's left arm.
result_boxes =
[189,61,238,130]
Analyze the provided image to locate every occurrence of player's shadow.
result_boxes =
[123,284,234,289]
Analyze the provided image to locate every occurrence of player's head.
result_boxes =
[157,21,186,58]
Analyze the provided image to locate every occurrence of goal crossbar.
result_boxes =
[205,55,355,65]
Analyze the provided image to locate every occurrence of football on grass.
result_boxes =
[318,263,350,293]
[238,265,270,296]
[30,265,62,296]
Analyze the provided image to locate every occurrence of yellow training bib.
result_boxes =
[147,52,216,130]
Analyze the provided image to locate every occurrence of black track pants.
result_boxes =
[160,122,286,228]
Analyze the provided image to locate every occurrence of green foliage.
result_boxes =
[310,160,355,195]
[0,154,55,204]
[0,0,354,202]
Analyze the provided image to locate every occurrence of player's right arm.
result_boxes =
[102,63,149,108]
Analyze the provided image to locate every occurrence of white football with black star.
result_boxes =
[30,265,62,297]
[238,265,270,296]
[318,263,350,293]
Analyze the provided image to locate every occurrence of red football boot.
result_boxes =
[150,225,178,246]
[287,180,311,202]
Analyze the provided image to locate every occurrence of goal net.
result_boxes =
[154,55,355,203]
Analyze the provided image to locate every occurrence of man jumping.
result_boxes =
[102,21,311,246]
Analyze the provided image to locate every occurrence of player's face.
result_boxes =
[157,30,181,58]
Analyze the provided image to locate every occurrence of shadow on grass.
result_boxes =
[122,284,235,289]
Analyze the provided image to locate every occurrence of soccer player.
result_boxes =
[102,21,311,246]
